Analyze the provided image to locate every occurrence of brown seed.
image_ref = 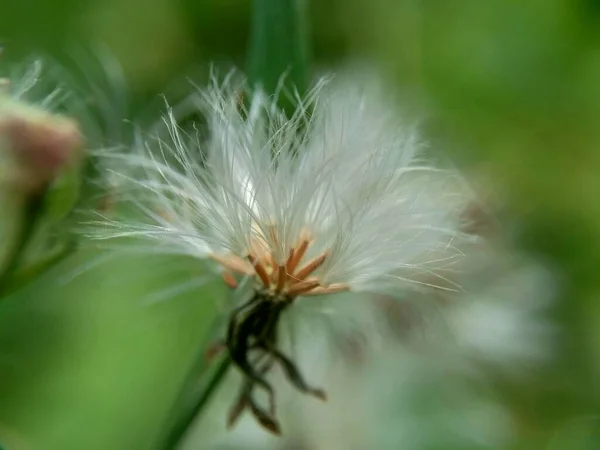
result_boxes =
[276,265,287,292]
[287,280,320,296]
[293,252,327,282]
[210,253,253,275]
[248,254,271,288]
[222,271,238,289]
[287,239,309,274]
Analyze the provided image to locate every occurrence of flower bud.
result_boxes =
[0,99,82,194]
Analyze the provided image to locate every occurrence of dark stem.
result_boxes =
[225,292,325,434]
[158,355,232,450]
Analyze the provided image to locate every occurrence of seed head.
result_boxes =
[93,73,471,296]
[90,72,473,433]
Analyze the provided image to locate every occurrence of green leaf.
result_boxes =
[549,417,600,450]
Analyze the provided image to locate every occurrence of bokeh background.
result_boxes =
[0,0,600,448]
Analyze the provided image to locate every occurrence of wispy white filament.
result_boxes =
[91,73,472,295]
[1,58,67,110]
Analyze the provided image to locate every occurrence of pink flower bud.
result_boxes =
[0,110,82,193]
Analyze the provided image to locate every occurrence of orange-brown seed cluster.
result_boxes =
[211,228,347,298]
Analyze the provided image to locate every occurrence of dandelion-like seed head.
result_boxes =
[98,74,469,293]
[91,71,473,434]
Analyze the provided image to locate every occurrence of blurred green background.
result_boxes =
[1,0,600,448]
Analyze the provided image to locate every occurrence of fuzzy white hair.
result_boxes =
[90,73,472,298]
[0,58,67,110]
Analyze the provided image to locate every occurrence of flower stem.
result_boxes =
[158,354,232,450]
[0,239,76,296]
[0,192,45,293]
[247,0,310,114]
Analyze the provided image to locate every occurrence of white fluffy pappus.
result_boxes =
[88,71,478,434]
[0,56,68,111]
[89,72,474,299]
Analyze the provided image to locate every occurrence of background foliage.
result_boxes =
[0,0,599,448]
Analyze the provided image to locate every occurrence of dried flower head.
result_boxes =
[90,73,473,434]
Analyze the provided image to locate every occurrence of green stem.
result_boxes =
[159,355,232,450]
[0,239,76,296]
[0,192,45,293]
[247,0,310,113]
[156,0,313,447]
